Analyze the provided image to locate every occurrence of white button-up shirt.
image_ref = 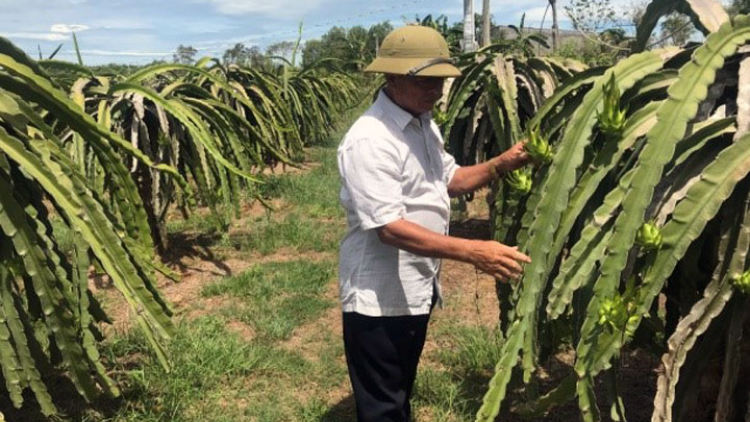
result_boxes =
[337,91,460,317]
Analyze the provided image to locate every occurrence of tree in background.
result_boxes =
[301,21,393,71]
[600,27,627,45]
[558,0,633,66]
[266,41,296,62]
[728,0,750,15]
[173,44,197,64]
[565,0,618,33]
[302,26,347,68]
[368,21,394,54]
[660,12,694,47]
[222,43,268,67]
[300,39,323,67]
[347,26,370,71]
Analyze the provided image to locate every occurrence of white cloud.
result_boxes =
[51,24,91,33]
[2,23,91,43]
[1,32,70,41]
[199,0,328,16]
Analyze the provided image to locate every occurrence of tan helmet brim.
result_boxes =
[364,57,461,78]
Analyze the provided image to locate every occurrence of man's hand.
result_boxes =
[467,241,531,282]
[493,141,530,174]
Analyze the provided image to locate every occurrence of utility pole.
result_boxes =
[550,0,559,51]
[463,0,477,52]
[481,0,491,47]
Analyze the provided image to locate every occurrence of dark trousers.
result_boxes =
[342,311,430,422]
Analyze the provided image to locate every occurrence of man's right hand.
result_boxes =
[467,241,531,282]
[494,141,530,174]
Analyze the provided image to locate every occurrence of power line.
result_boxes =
[199,0,435,50]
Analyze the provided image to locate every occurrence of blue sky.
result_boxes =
[0,0,703,65]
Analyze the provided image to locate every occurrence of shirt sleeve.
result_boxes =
[442,149,460,186]
[339,137,405,230]
[429,120,460,185]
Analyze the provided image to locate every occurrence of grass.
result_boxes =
[231,213,344,255]
[165,212,226,235]
[413,368,464,421]
[435,324,505,373]
[203,260,337,340]
[256,146,344,221]
[95,258,346,422]
[229,126,348,256]
[164,120,346,256]
[101,320,504,422]
[412,324,505,422]
[98,317,318,422]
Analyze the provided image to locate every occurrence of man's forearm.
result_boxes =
[447,158,501,197]
[447,142,529,197]
[376,219,531,281]
[376,219,476,262]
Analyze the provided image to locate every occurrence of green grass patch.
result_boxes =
[434,325,504,374]
[410,324,505,422]
[101,316,310,422]
[165,212,225,235]
[232,212,344,255]
[257,168,343,220]
[96,288,347,421]
[231,132,347,256]
[256,144,343,221]
[203,260,337,341]
[413,368,465,422]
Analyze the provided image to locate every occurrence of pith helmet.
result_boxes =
[365,25,461,78]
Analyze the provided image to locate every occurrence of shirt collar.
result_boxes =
[376,90,432,131]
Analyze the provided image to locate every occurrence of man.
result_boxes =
[337,25,531,422]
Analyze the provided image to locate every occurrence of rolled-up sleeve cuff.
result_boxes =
[445,163,460,186]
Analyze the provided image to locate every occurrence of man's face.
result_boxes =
[387,75,445,116]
